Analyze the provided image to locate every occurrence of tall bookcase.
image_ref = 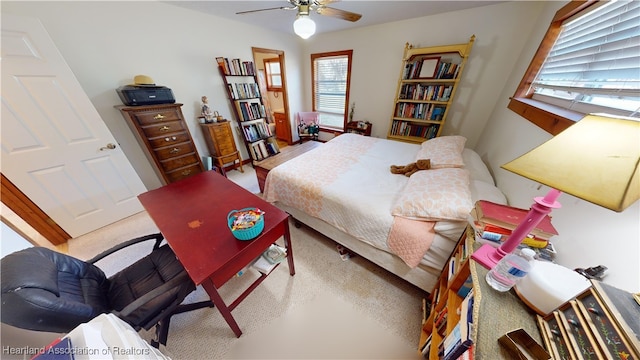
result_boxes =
[388,36,475,144]
[216,57,280,162]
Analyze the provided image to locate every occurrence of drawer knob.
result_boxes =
[154,114,165,120]
[181,169,192,176]
[159,125,170,132]
[164,136,177,142]
[169,147,180,154]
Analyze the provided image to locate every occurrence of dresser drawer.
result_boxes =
[165,163,203,183]
[131,108,182,126]
[142,120,187,138]
[159,153,200,172]
[153,142,197,160]
[212,123,232,137]
[217,138,236,156]
[147,132,192,148]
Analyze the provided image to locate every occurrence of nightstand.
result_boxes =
[345,121,372,136]
[200,121,243,173]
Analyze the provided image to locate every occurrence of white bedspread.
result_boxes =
[264,134,418,251]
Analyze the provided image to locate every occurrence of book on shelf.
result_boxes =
[456,275,473,298]
[455,344,473,360]
[475,200,559,240]
[439,291,474,360]
[217,57,255,76]
[420,333,433,357]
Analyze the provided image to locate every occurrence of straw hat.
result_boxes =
[132,75,155,86]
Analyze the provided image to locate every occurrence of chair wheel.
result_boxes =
[150,339,160,348]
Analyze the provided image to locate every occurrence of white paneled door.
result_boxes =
[1,14,147,237]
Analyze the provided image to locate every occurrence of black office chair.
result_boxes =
[0,233,213,347]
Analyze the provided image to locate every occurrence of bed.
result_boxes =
[263,134,507,292]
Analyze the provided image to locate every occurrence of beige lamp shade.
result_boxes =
[501,113,640,212]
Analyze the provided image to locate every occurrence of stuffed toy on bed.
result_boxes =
[390,159,431,177]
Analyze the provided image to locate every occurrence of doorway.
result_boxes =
[252,47,292,146]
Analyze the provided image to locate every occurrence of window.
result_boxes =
[509,0,640,135]
[311,50,353,131]
[264,58,282,91]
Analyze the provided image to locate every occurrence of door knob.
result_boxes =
[99,143,117,151]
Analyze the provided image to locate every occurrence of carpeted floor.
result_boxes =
[65,168,426,359]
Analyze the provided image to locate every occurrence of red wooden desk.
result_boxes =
[138,170,294,337]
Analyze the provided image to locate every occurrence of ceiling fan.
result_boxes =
[236,0,362,39]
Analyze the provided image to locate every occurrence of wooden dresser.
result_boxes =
[199,121,243,173]
[116,103,204,185]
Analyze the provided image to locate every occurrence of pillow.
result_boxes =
[469,180,507,204]
[391,168,473,221]
[462,149,495,184]
[416,136,466,168]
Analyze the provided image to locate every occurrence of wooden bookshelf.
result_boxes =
[419,227,473,358]
[216,57,280,162]
[388,36,475,144]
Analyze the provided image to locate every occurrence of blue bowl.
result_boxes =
[227,208,264,241]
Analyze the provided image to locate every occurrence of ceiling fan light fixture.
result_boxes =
[293,14,316,39]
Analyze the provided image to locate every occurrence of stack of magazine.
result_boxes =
[251,244,287,275]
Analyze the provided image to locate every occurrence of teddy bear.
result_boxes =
[390,159,431,177]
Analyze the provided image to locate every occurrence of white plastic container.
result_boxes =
[486,248,536,292]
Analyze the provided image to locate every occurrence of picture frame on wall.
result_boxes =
[418,57,440,79]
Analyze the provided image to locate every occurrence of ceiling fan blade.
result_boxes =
[316,6,362,22]
[236,7,291,15]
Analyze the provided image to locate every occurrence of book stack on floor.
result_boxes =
[470,200,559,261]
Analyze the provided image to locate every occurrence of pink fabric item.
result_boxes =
[296,112,319,125]
[387,216,437,268]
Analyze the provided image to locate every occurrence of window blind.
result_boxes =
[314,55,348,127]
[532,0,640,116]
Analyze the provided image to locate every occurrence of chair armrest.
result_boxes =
[87,233,165,264]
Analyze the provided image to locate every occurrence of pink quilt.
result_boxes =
[387,216,436,268]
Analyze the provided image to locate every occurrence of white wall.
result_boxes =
[3,1,638,292]
[306,1,543,148]
[2,1,305,190]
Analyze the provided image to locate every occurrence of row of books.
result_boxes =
[395,102,445,120]
[399,84,453,102]
[249,139,279,161]
[403,59,460,80]
[216,57,256,76]
[447,235,472,283]
[433,61,460,80]
[227,82,261,100]
[242,121,272,142]
[421,290,475,359]
[237,102,266,122]
[390,120,439,139]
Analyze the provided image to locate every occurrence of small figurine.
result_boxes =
[201,96,214,122]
